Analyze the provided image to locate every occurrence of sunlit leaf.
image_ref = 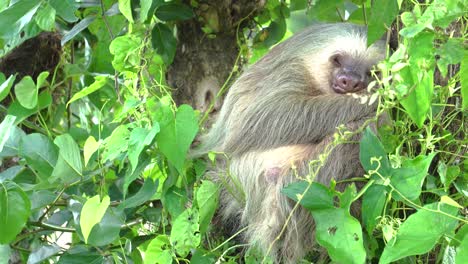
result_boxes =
[0,115,16,153]
[0,75,16,102]
[83,136,100,167]
[118,0,133,23]
[14,76,37,109]
[80,195,110,243]
[196,180,219,234]
[67,76,108,106]
[170,208,201,257]
[380,203,458,263]
[49,0,77,23]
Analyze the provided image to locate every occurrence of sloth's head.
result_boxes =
[295,24,387,95]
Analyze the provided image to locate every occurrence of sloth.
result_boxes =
[194,23,386,263]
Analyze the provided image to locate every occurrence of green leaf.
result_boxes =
[0,115,16,153]
[144,235,173,264]
[390,153,435,201]
[313,208,366,264]
[380,203,459,264]
[0,126,24,158]
[18,133,58,181]
[123,154,151,197]
[119,178,158,209]
[456,234,468,264]
[155,3,194,21]
[118,0,134,23]
[0,181,31,244]
[83,136,100,167]
[399,32,435,128]
[80,195,110,243]
[0,75,15,102]
[57,252,103,264]
[140,0,162,23]
[262,18,287,47]
[35,3,56,31]
[67,76,108,106]
[28,245,60,264]
[282,181,334,210]
[51,134,83,183]
[0,245,10,264]
[49,0,78,23]
[461,51,468,110]
[170,208,201,257]
[151,23,177,65]
[0,0,41,38]
[367,0,399,46]
[436,38,464,78]
[128,124,160,173]
[156,104,198,173]
[14,76,38,109]
[7,92,52,124]
[36,71,50,89]
[196,180,219,234]
[82,207,124,247]
[109,35,142,72]
[102,125,130,162]
[359,127,391,177]
[308,0,343,22]
[362,184,388,234]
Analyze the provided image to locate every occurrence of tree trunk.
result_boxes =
[167,0,265,125]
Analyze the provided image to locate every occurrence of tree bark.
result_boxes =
[167,0,265,124]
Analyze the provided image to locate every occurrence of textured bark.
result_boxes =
[167,0,265,118]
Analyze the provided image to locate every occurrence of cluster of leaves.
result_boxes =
[0,0,466,264]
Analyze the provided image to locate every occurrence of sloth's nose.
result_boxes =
[336,72,364,92]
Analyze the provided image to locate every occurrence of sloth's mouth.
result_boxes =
[332,83,347,94]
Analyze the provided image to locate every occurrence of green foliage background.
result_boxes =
[0,0,466,263]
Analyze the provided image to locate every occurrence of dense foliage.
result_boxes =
[0,0,466,263]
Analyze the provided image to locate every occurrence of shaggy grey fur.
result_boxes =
[194,23,386,263]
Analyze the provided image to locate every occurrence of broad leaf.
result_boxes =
[156,104,198,173]
[155,3,194,21]
[367,0,399,46]
[0,0,41,37]
[49,0,77,22]
[119,178,158,209]
[144,235,172,264]
[282,181,334,210]
[359,127,391,177]
[83,136,100,167]
[80,195,110,243]
[50,134,83,184]
[0,115,16,153]
[14,76,38,109]
[35,3,56,31]
[18,133,58,181]
[151,23,177,65]
[118,0,133,23]
[391,153,435,201]
[196,180,219,234]
[170,208,201,257]
[461,51,468,110]
[128,124,160,173]
[380,203,459,264]
[313,208,366,264]
[0,181,31,244]
[0,75,16,102]
[362,184,388,234]
[67,76,108,106]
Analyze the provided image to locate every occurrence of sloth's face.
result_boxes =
[328,52,375,94]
